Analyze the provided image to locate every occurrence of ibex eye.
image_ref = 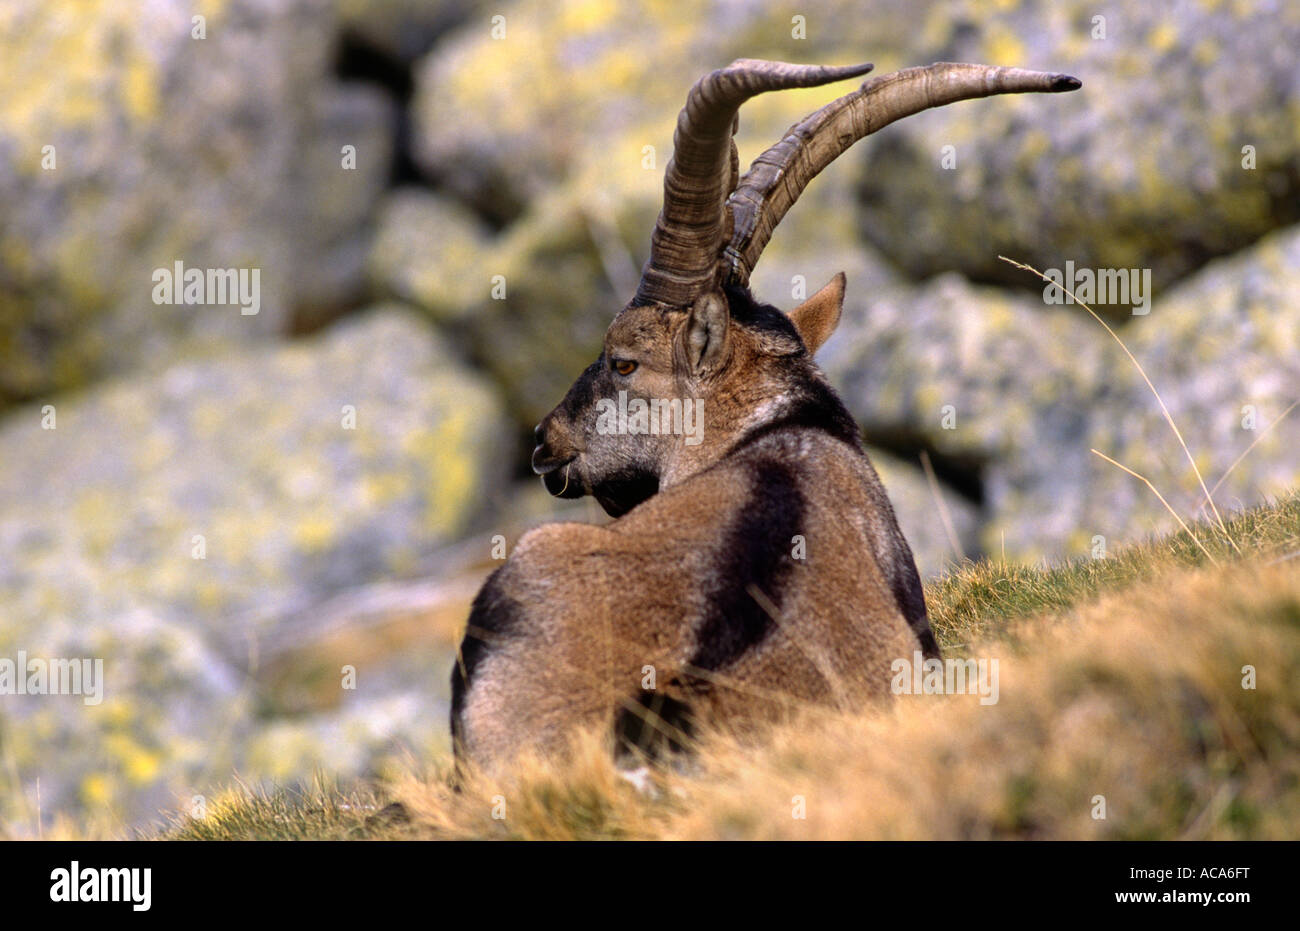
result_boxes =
[612,359,637,376]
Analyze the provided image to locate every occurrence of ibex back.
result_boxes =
[451,59,1080,774]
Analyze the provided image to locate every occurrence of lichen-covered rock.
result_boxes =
[368,190,497,324]
[820,272,1112,559]
[823,225,1300,561]
[368,186,623,428]
[411,0,935,212]
[821,272,1108,458]
[747,182,903,315]
[0,0,393,403]
[855,0,1300,302]
[1077,224,1300,550]
[0,307,509,830]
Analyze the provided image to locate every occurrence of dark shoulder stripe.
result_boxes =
[686,460,804,675]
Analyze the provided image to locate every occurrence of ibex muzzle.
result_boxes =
[453,60,1080,774]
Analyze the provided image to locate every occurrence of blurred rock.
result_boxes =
[747,182,903,313]
[855,0,1300,305]
[823,224,1300,560]
[0,306,509,829]
[867,449,981,578]
[1078,224,1300,549]
[411,0,935,213]
[368,189,496,324]
[0,0,393,404]
[820,272,1111,559]
[334,0,483,62]
[370,184,643,430]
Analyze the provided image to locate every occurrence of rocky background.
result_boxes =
[1,0,1296,832]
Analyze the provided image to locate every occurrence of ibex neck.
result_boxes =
[660,378,862,489]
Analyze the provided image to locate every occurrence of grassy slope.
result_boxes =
[165,494,1300,840]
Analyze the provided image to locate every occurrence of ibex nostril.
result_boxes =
[533,422,546,446]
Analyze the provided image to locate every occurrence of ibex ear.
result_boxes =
[789,272,846,355]
[683,290,731,375]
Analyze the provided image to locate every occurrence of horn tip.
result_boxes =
[845,62,875,83]
[1051,74,1083,92]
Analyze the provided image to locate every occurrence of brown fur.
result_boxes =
[452,280,938,774]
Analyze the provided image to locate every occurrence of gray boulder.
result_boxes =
[1081,224,1300,549]
[820,272,1111,560]
[0,307,509,830]
[0,0,393,404]
[854,0,1300,303]
[825,224,1300,559]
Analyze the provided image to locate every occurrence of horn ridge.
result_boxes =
[634,59,875,308]
[724,62,1082,287]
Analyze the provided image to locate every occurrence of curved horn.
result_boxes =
[724,62,1082,286]
[634,59,875,309]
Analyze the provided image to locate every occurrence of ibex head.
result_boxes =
[532,60,1081,518]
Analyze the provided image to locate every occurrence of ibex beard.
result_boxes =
[450,58,1080,777]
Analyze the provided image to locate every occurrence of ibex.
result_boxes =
[452,60,1080,774]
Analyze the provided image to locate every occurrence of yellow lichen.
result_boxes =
[982,28,1026,66]
[292,515,337,553]
[80,772,113,807]
[1149,22,1178,54]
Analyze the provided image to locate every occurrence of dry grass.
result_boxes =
[164,494,1300,841]
[926,492,1300,652]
